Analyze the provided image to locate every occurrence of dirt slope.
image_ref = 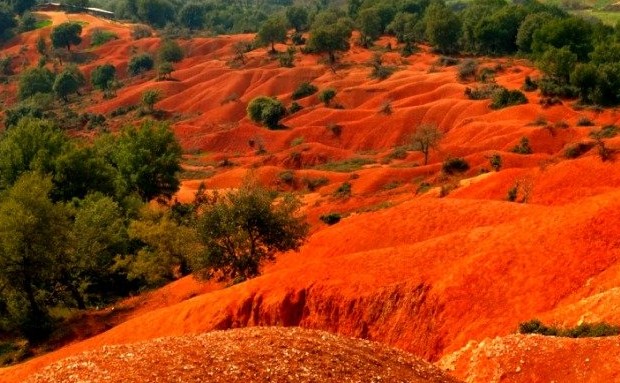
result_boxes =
[24,327,461,383]
[439,334,620,383]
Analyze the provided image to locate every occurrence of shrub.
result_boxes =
[564,142,593,158]
[278,47,295,68]
[247,96,286,129]
[158,39,183,63]
[522,75,537,91]
[577,116,594,126]
[128,53,154,76]
[436,56,459,66]
[511,137,533,154]
[132,24,152,40]
[519,319,620,338]
[320,212,341,225]
[506,185,518,201]
[457,59,477,81]
[326,122,342,137]
[464,84,502,100]
[442,157,470,175]
[590,125,619,139]
[538,77,577,98]
[278,170,295,185]
[318,88,336,106]
[292,82,318,100]
[288,102,303,114]
[371,65,395,80]
[334,181,352,198]
[157,61,174,80]
[302,176,328,191]
[379,100,392,115]
[489,153,502,171]
[491,88,528,109]
[141,89,161,113]
[291,32,306,45]
[0,55,12,76]
[91,28,118,46]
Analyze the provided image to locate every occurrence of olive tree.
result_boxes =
[193,182,308,281]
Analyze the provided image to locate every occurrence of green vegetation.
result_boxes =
[51,22,82,52]
[320,212,342,225]
[257,15,287,53]
[442,157,470,174]
[158,39,183,63]
[247,96,286,130]
[128,53,154,76]
[519,319,620,337]
[316,158,374,172]
[512,137,534,154]
[192,182,308,281]
[318,88,337,106]
[90,28,117,46]
[292,82,318,100]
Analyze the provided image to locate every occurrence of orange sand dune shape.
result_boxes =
[440,334,620,383]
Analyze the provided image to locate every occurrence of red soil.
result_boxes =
[2,12,620,383]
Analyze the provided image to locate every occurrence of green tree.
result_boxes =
[357,7,382,47]
[128,53,154,76]
[306,11,353,64]
[387,12,418,44]
[0,118,67,190]
[36,35,47,56]
[122,207,200,286]
[137,0,175,28]
[65,193,127,308]
[537,46,577,84]
[0,173,70,341]
[157,61,173,80]
[53,66,85,102]
[178,2,205,31]
[0,4,16,41]
[570,63,597,104]
[411,123,442,165]
[141,89,161,113]
[516,12,554,53]
[10,0,36,15]
[423,0,461,54]
[158,39,183,63]
[63,0,89,9]
[51,22,83,52]
[257,15,288,53]
[112,120,182,202]
[90,63,116,92]
[52,145,118,201]
[247,96,286,129]
[193,182,308,281]
[532,17,593,61]
[18,66,55,100]
[286,5,309,32]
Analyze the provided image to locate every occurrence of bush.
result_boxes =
[132,24,152,40]
[590,125,619,139]
[320,212,341,225]
[278,47,295,68]
[464,84,502,100]
[489,153,502,171]
[379,101,392,115]
[278,170,295,185]
[457,59,477,81]
[538,77,577,98]
[292,82,318,100]
[291,32,305,45]
[247,96,286,130]
[512,137,533,154]
[128,53,154,76]
[436,56,459,66]
[158,40,183,63]
[288,102,303,114]
[334,181,352,198]
[318,88,336,106]
[522,75,538,91]
[490,88,528,109]
[371,64,395,80]
[564,142,593,158]
[302,176,328,191]
[442,157,470,175]
[91,28,118,46]
[577,116,594,126]
[519,319,620,338]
